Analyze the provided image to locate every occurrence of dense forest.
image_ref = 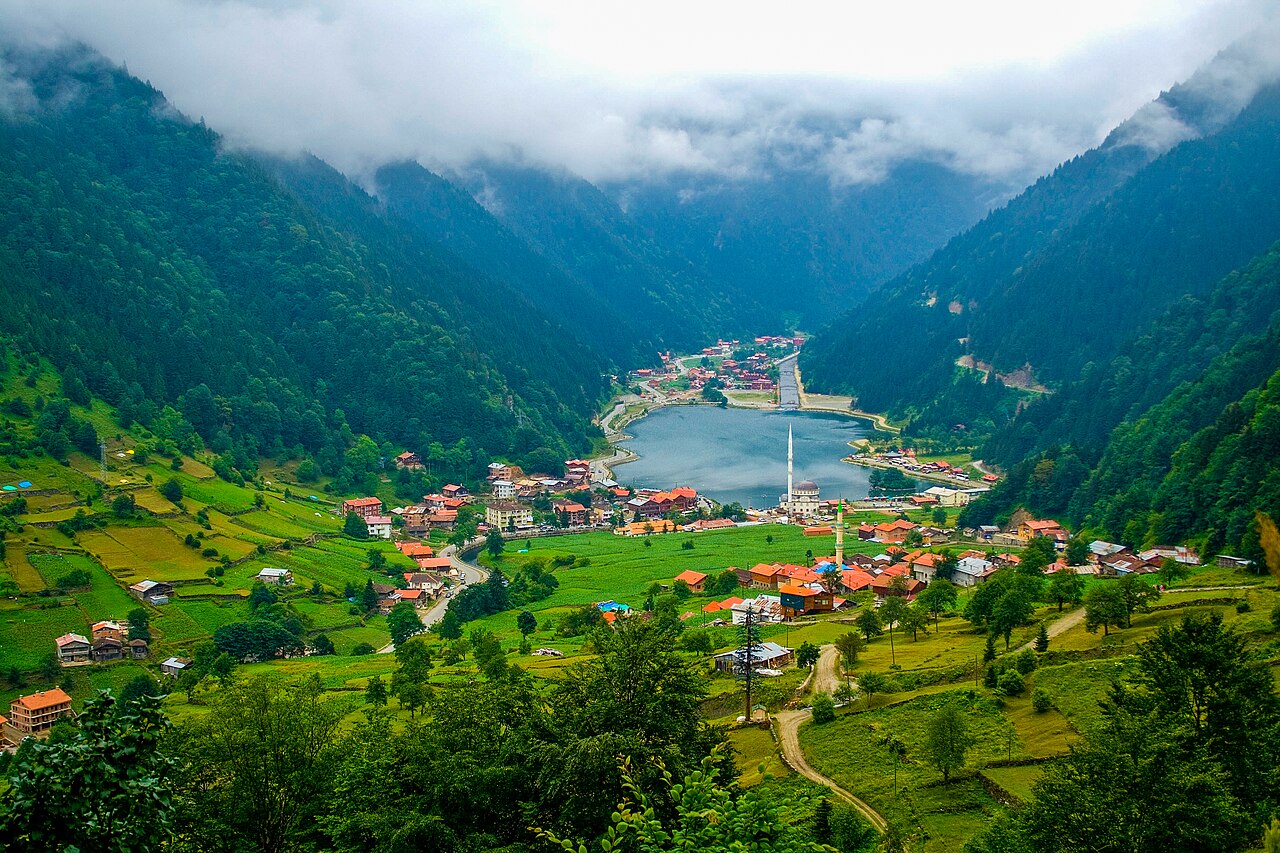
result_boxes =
[0,46,616,488]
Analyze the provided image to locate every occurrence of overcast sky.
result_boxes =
[1,0,1277,187]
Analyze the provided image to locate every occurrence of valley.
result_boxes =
[2,15,1280,853]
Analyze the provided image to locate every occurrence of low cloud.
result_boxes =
[0,0,1276,189]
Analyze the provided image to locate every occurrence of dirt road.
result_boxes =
[773,645,888,833]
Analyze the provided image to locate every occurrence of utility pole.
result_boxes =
[735,604,760,722]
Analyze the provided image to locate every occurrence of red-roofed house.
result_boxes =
[397,541,435,559]
[674,570,707,594]
[870,575,924,600]
[749,563,782,589]
[840,569,875,593]
[908,553,944,584]
[1018,519,1068,543]
[442,483,468,498]
[552,500,589,526]
[873,519,919,544]
[343,497,384,521]
[7,688,73,739]
[394,452,423,470]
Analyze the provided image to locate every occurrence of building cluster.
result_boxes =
[627,337,803,399]
[53,619,150,665]
[848,447,999,487]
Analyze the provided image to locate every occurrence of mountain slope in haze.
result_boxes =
[0,46,606,483]
[370,160,656,367]
[611,158,1003,326]
[451,161,770,352]
[801,42,1280,425]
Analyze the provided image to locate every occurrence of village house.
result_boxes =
[129,579,174,605]
[373,583,399,614]
[92,636,123,662]
[552,500,589,526]
[872,519,919,544]
[625,496,664,520]
[486,462,524,482]
[1017,518,1068,544]
[397,541,434,560]
[129,638,150,659]
[486,501,533,530]
[673,570,707,594]
[402,506,431,536]
[255,567,293,585]
[615,519,677,536]
[713,641,794,673]
[870,574,924,600]
[730,595,784,624]
[683,518,736,532]
[1138,545,1200,565]
[953,555,994,587]
[923,486,970,506]
[748,563,783,589]
[394,451,423,470]
[491,479,517,499]
[841,568,875,594]
[564,459,591,483]
[342,496,384,521]
[365,515,394,539]
[54,632,91,664]
[160,656,192,677]
[1088,540,1129,562]
[6,688,74,742]
[778,584,833,617]
[441,483,468,498]
[395,588,427,609]
[403,572,447,597]
[91,620,128,642]
[427,509,457,530]
[907,552,944,584]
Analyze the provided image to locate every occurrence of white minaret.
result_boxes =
[786,423,794,508]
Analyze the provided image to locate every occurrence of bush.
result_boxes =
[1032,689,1052,713]
[811,692,836,724]
[56,568,91,589]
[159,478,183,503]
[201,547,218,558]
[996,669,1025,696]
[1235,600,1251,614]
[1271,603,1280,632]
[1015,648,1037,675]
[351,643,375,656]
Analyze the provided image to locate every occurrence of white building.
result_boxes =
[365,515,393,539]
[255,567,293,585]
[953,556,993,587]
[492,479,517,499]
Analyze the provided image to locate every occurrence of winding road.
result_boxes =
[773,645,889,833]
[378,539,490,653]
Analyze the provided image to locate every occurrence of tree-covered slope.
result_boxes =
[0,46,605,479]
[450,161,772,350]
[801,79,1280,431]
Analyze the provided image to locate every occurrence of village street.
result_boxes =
[378,541,490,653]
[773,646,889,832]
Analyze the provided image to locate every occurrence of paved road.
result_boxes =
[773,645,889,833]
[379,540,490,653]
[777,353,800,409]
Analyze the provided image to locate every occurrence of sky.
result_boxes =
[0,0,1277,187]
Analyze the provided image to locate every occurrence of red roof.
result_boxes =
[415,558,452,570]
[778,584,819,597]
[749,563,782,577]
[397,542,434,557]
[702,601,723,613]
[720,597,745,609]
[674,570,707,585]
[841,569,875,590]
[397,588,424,599]
[14,688,72,711]
[343,497,382,508]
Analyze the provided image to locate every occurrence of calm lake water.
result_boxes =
[616,406,903,509]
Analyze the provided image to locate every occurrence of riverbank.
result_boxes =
[842,453,982,487]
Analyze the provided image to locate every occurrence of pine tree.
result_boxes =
[1035,623,1050,653]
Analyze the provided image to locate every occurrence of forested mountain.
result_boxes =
[449,161,771,351]
[802,70,1280,428]
[608,159,1001,326]
[0,46,606,484]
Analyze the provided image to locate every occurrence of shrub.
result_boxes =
[811,692,836,724]
[1235,600,1251,614]
[351,642,375,656]
[1271,603,1280,632]
[1015,648,1038,675]
[201,547,218,558]
[996,669,1025,696]
[1032,689,1052,713]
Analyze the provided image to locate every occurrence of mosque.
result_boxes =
[779,424,821,518]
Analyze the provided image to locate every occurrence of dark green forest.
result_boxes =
[0,47,615,488]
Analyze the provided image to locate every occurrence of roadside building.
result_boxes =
[486,501,533,530]
[778,584,833,617]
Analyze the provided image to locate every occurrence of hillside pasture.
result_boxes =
[80,526,218,582]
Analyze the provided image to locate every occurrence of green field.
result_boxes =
[800,690,1017,851]
[0,604,90,670]
[80,526,217,582]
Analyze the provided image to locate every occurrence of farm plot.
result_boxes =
[0,604,91,670]
[328,624,391,655]
[4,543,47,592]
[80,526,216,582]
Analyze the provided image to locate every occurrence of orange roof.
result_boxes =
[602,611,617,624]
[803,526,834,536]
[778,584,819,597]
[881,562,913,577]
[415,558,452,570]
[343,497,383,508]
[674,570,707,585]
[397,542,434,557]
[911,554,942,567]
[749,563,781,577]
[702,601,723,613]
[670,487,697,499]
[397,588,424,599]
[1025,520,1064,531]
[841,569,875,590]
[14,688,72,711]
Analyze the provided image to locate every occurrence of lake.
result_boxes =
[616,405,904,509]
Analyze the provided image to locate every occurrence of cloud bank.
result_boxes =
[0,0,1276,187]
